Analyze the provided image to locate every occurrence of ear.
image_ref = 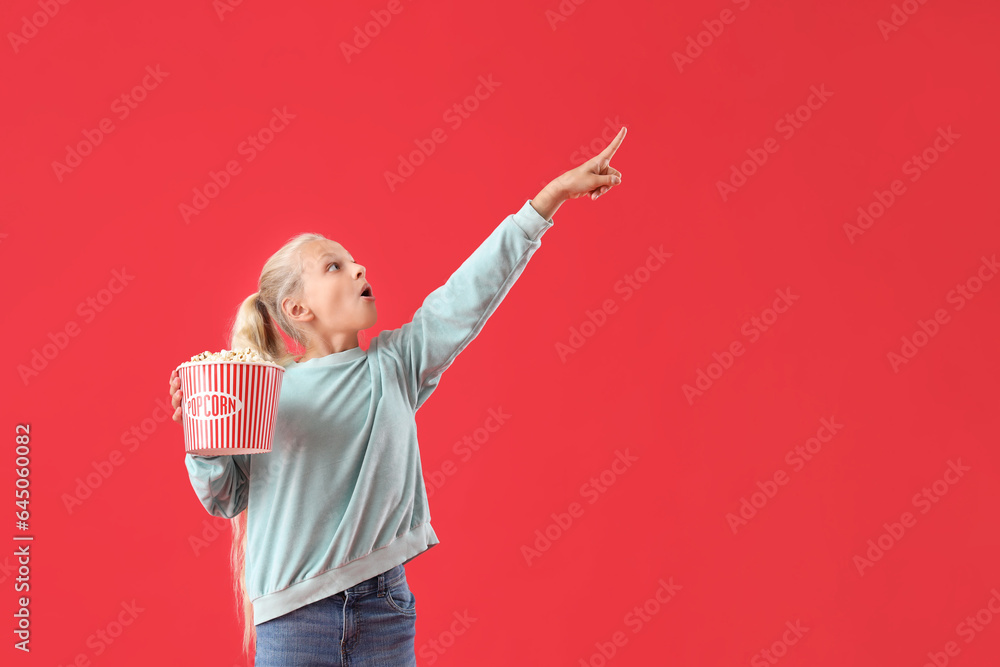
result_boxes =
[282,297,313,323]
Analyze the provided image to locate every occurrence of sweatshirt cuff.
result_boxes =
[511,199,554,242]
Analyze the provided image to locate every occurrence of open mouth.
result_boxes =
[361,284,373,298]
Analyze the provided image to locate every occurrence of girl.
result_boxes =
[169,127,626,666]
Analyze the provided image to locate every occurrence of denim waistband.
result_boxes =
[340,563,405,596]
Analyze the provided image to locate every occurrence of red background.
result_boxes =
[5,0,1000,665]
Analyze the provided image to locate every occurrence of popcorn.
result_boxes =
[177,346,286,455]
[188,347,268,364]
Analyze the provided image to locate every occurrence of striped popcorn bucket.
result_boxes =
[176,360,285,455]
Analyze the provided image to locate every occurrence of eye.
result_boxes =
[327,262,340,271]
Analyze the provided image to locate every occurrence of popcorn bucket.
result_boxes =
[176,359,285,455]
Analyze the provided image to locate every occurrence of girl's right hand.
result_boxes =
[169,369,183,423]
[546,126,626,202]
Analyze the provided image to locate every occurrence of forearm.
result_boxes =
[529,180,568,222]
[184,452,251,519]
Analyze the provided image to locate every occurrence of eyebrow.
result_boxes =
[318,253,355,266]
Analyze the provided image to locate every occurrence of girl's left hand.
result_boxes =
[551,127,626,201]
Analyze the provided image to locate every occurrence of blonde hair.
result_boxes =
[223,231,339,661]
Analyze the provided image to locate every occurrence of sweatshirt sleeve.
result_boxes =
[184,452,252,519]
[376,199,554,411]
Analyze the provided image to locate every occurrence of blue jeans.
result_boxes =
[254,564,417,666]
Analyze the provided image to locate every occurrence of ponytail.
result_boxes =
[230,292,295,368]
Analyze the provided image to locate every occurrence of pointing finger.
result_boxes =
[595,127,627,166]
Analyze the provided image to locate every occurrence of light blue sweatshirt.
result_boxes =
[184,199,554,625]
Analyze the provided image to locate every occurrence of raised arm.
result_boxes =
[375,200,553,411]
[375,126,627,410]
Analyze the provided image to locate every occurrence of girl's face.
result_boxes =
[284,239,377,348]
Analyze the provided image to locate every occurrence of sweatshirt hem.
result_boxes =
[251,522,440,625]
